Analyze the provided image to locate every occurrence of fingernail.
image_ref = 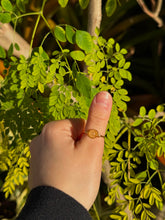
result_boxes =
[95,91,110,108]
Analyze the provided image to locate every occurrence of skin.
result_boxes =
[28,91,112,210]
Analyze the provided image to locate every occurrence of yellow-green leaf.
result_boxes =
[75,30,93,53]
[135,203,142,214]
[1,0,13,11]
[54,26,66,42]
[70,50,85,61]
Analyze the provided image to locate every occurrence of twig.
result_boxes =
[136,0,163,27]
[0,23,30,58]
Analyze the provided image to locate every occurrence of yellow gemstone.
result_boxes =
[87,129,99,138]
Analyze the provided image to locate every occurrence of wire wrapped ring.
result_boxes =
[84,129,105,139]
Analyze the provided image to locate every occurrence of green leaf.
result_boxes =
[119,69,128,79]
[79,0,89,9]
[135,184,142,194]
[150,159,159,170]
[135,204,142,214]
[141,210,147,220]
[146,210,156,219]
[124,61,131,69]
[109,215,121,220]
[14,43,20,51]
[16,0,26,12]
[129,200,134,211]
[139,106,146,117]
[148,109,156,119]
[129,178,140,184]
[120,48,127,54]
[58,0,69,7]
[75,30,93,52]
[38,82,44,93]
[54,26,66,42]
[76,73,91,98]
[156,104,164,112]
[7,43,13,57]
[97,51,104,59]
[125,195,133,201]
[132,118,143,127]
[0,12,11,23]
[66,25,75,44]
[70,50,85,61]
[136,171,147,180]
[1,0,13,11]
[0,46,6,58]
[115,43,120,52]
[118,58,125,68]
[105,0,117,17]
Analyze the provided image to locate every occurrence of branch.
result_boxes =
[136,0,163,27]
[0,23,30,58]
[87,0,102,36]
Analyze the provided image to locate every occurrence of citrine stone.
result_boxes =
[86,129,99,138]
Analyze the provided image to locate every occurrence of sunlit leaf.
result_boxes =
[150,159,159,170]
[139,106,146,117]
[70,50,85,61]
[148,109,156,119]
[75,30,93,52]
[66,25,75,44]
[132,118,143,127]
[1,0,13,11]
[76,73,91,98]
[54,26,66,42]
[135,204,142,214]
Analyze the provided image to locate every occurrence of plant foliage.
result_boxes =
[0,0,165,219]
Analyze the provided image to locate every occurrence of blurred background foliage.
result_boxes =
[14,0,165,112]
[0,0,165,219]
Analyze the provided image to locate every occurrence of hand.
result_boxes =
[28,91,112,210]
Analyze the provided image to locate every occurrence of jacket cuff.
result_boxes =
[17,186,92,220]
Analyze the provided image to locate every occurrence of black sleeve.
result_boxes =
[16,186,92,220]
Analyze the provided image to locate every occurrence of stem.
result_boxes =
[16,12,41,19]
[93,203,100,220]
[30,14,41,55]
[128,129,131,180]
[55,39,73,79]
[157,170,163,186]
[40,31,51,47]
[115,126,128,143]
[29,0,49,55]
[41,14,52,31]
[146,170,158,184]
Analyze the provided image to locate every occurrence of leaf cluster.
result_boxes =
[0,1,165,219]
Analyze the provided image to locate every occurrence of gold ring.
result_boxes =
[84,129,105,139]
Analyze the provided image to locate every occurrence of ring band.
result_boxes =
[83,129,105,139]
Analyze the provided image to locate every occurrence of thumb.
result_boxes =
[79,91,112,153]
[85,91,112,137]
